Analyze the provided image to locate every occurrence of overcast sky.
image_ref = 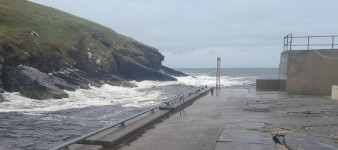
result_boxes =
[29,0,338,68]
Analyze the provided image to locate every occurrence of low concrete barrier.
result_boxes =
[332,85,338,101]
[69,144,102,150]
[256,79,286,91]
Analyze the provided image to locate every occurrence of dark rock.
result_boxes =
[84,70,135,87]
[0,77,4,93]
[72,37,119,76]
[116,58,177,81]
[2,65,77,100]
[53,69,99,89]
[54,69,136,88]
[0,94,7,103]
[132,42,164,70]
[160,66,188,77]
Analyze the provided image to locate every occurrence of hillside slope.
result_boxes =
[0,0,186,100]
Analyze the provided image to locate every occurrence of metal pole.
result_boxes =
[286,36,289,50]
[216,57,221,95]
[307,36,310,50]
[283,37,286,51]
[290,34,292,50]
[332,36,335,49]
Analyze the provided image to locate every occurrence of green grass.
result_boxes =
[0,0,161,72]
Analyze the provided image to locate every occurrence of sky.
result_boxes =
[28,0,338,68]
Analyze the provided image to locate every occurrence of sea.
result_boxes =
[0,68,278,150]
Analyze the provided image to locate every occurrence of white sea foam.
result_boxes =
[0,74,253,114]
[132,75,254,88]
[0,84,166,114]
[179,75,254,87]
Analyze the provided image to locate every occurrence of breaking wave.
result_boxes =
[0,85,165,114]
[0,69,260,114]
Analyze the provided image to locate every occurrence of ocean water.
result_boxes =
[0,68,278,150]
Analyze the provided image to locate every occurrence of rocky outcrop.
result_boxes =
[160,66,188,77]
[0,0,188,100]
[115,57,176,81]
[2,65,76,100]
[0,65,138,100]
[53,69,136,88]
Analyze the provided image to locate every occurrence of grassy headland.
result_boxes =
[0,0,165,76]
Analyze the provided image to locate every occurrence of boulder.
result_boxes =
[2,65,77,100]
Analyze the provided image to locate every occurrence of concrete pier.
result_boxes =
[64,88,212,150]
[119,89,338,150]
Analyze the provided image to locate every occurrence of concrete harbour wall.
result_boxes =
[280,49,338,95]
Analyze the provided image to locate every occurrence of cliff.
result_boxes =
[0,0,187,100]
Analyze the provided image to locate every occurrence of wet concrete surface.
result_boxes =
[119,89,338,150]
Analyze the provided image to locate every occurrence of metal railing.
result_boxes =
[283,33,338,51]
[168,93,185,115]
[164,85,208,109]
[51,86,208,150]
[169,94,185,110]
[51,106,158,150]
[164,86,208,116]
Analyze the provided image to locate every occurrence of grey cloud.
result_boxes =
[29,0,338,67]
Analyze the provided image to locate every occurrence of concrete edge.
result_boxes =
[69,144,103,150]
[70,87,213,150]
[83,111,169,149]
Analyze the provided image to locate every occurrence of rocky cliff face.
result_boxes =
[0,0,187,100]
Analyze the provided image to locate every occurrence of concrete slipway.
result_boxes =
[119,89,338,150]
[69,89,338,150]
[62,87,212,150]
